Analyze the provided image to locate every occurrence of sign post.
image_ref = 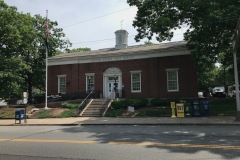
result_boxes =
[23,92,28,123]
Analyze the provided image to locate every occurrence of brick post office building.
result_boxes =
[48,30,198,99]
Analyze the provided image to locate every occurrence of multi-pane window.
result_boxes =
[86,75,94,92]
[167,69,179,92]
[58,75,66,94]
[131,71,141,92]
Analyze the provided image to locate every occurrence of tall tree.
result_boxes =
[127,0,240,89]
[0,1,71,102]
[0,1,27,99]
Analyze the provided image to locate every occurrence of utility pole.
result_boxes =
[232,16,240,121]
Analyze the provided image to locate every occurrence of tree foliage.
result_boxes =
[0,0,71,101]
[144,40,154,45]
[67,47,91,53]
[127,0,240,89]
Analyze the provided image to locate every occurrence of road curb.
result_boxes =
[1,123,240,126]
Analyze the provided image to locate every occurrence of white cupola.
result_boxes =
[115,30,128,49]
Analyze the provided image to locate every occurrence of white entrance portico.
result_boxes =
[103,67,122,99]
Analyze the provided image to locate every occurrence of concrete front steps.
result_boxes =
[80,99,111,117]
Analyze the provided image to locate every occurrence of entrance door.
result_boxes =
[103,67,122,98]
[107,81,118,98]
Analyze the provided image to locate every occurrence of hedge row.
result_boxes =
[150,98,192,106]
[111,98,193,109]
[111,98,148,109]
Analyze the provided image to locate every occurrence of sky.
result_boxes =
[4,0,187,51]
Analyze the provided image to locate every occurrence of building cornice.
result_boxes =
[48,43,190,66]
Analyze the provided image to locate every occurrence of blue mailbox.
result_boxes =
[202,100,210,117]
[15,109,25,124]
[192,99,201,116]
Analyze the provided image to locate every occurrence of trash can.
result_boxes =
[192,99,200,116]
[202,100,209,117]
[15,109,24,124]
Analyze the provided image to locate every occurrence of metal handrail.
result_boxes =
[78,90,94,109]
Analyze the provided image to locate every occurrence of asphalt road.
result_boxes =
[0,125,240,160]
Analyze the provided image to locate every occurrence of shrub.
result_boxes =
[151,98,170,106]
[136,106,171,117]
[105,109,125,117]
[151,98,181,106]
[151,98,163,106]
[111,98,148,109]
[129,98,148,108]
[111,99,125,109]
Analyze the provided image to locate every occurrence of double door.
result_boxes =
[107,81,119,98]
[103,74,122,98]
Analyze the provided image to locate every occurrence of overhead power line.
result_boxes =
[72,35,136,45]
[63,7,132,29]
[71,33,185,46]
[69,16,239,47]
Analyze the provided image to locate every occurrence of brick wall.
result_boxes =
[48,55,198,99]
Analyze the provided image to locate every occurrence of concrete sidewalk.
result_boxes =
[1,116,240,126]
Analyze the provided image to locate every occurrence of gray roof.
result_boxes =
[48,41,187,60]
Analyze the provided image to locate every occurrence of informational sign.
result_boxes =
[128,106,135,112]
[23,92,28,104]
[23,92,28,98]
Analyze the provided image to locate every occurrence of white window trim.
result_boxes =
[85,73,95,92]
[57,75,66,94]
[130,71,141,93]
[166,68,179,92]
